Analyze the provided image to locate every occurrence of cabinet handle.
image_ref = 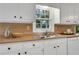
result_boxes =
[18,53,21,55]
[54,46,56,48]
[8,47,11,50]
[14,16,16,18]
[33,44,35,46]
[25,52,27,54]
[57,46,60,47]
[20,16,22,19]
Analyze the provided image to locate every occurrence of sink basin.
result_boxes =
[40,35,56,39]
[45,35,56,38]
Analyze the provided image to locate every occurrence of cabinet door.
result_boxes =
[53,8,60,24]
[23,40,44,55]
[0,42,23,55]
[44,46,57,55]
[68,37,79,55]
[0,51,9,55]
[8,50,21,55]
[27,47,43,55]
[0,44,10,55]
[49,7,54,32]
[23,40,44,49]
[74,4,79,24]
[6,42,23,51]
[19,4,35,20]
[44,39,57,55]
[0,4,18,19]
[49,7,54,20]
[61,4,75,24]
[56,38,67,55]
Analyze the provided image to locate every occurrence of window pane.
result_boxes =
[42,20,47,28]
[36,19,41,23]
[42,23,46,28]
[46,20,49,28]
[36,23,41,28]
[36,9,41,18]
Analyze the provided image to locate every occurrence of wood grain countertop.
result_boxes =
[0,34,79,44]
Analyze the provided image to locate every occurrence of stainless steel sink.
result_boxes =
[40,35,56,39]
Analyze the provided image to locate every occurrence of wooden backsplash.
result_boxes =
[54,24,75,34]
[0,23,32,35]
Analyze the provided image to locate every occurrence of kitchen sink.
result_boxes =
[40,35,56,39]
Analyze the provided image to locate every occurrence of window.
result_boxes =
[36,5,49,29]
[36,19,49,29]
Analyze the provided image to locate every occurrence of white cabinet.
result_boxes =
[49,7,54,32]
[22,40,44,55]
[74,4,79,24]
[49,7,60,32]
[61,4,76,24]
[44,39,57,55]
[68,37,79,55]
[44,47,57,55]
[56,38,67,55]
[0,4,18,19]
[0,51,9,55]
[0,38,67,55]
[0,42,23,55]
[0,40,44,55]
[53,8,60,24]
[18,4,35,20]
[49,7,60,24]
[27,47,43,55]
[61,4,79,24]
[0,4,35,23]
[44,38,67,55]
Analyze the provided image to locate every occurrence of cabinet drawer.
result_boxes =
[0,42,23,51]
[44,39,56,48]
[31,40,43,48]
[0,44,9,51]
[8,50,23,55]
[27,47,43,55]
[67,37,77,41]
[7,43,23,51]
[0,51,9,55]
[23,40,44,49]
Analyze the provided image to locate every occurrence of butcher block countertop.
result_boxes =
[0,33,79,44]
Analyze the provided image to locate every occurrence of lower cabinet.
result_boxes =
[1,37,79,55]
[44,47,57,55]
[27,47,43,55]
[0,51,9,55]
[8,50,22,55]
[22,40,44,55]
[56,38,67,55]
[44,38,67,55]
[68,37,79,55]
[0,42,23,55]
[44,39,57,55]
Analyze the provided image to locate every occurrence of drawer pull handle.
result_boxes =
[8,48,11,50]
[18,53,20,55]
[57,46,60,47]
[54,46,56,48]
[33,44,35,46]
[14,16,16,18]
[20,16,22,19]
[25,52,27,54]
